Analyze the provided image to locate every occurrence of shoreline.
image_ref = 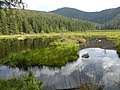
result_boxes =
[0,30,120,39]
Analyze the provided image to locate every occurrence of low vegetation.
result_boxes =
[0,71,105,90]
[79,83,104,90]
[62,30,120,39]
[0,71,42,90]
[0,30,120,39]
[0,40,80,69]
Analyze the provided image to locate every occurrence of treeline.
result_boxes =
[99,14,120,30]
[51,7,120,30]
[0,9,96,35]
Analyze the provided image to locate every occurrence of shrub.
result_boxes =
[0,71,42,90]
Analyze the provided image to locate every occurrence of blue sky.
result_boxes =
[23,0,120,12]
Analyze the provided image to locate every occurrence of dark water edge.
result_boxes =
[0,38,57,59]
[0,37,117,60]
[0,37,120,90]
[81,37,117,49]
[0,48,120,90]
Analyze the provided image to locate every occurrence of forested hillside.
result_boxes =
[100,14,120,30]
[51,7,120,23]
[0,9,96,35]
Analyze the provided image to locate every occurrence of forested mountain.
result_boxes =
[0,9,96,35]
[100,14,120,30]
[51,7,120,23]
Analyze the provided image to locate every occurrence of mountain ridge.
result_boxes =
[50,7,120,23]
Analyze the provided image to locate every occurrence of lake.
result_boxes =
[0,37,120,90]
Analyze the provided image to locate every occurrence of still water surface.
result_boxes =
[0,37,120,90]
[0,38,55,59]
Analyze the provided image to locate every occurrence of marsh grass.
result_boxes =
[1,30,120,90]
[0,40,80,69]
[0,71,42,90]
[1,30,120,39]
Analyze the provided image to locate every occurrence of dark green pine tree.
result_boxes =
[0,9,8,34]
[16,10,23,34]
[22,18,33,33]
[31,17,39,33]
[7,10,19,34]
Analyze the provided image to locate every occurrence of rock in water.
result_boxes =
[82,53,89,58]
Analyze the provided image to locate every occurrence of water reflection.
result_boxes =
[0,38,55,59]
[0,48,120,90]
[81,37,117,49]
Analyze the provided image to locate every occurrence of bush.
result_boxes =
[0,71,42,90]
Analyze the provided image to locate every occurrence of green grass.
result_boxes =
[1,30,120,39]
[62,30,120,39]
[1,30,119,90]
[0,71,42,90]
[0,33,60,39]
[0,40,80,69]
[1,30,120,69]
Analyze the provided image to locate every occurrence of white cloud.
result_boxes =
[23,0,120,12]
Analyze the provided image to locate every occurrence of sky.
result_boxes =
[23,0,120,12]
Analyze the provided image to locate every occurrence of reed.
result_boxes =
[0,40,80,69]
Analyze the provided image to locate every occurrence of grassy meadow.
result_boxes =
[0,30,120,39]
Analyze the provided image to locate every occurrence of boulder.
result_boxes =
[82,53,89,58]
[77,38,86,43]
